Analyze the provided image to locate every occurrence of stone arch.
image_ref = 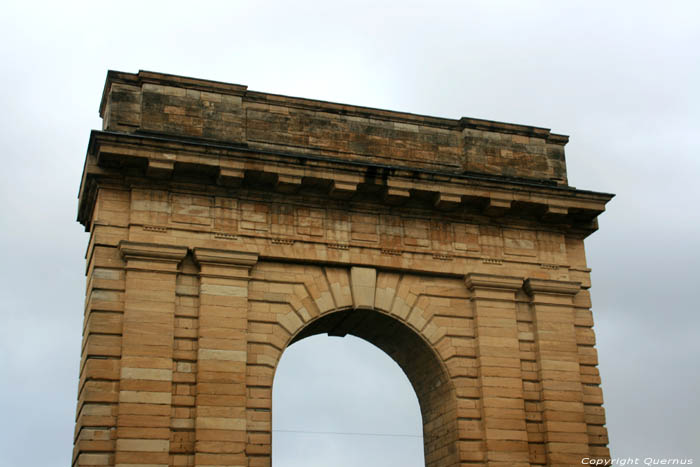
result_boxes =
[73,71,614,467]
[281,308,459,467]
[249,265,460,467]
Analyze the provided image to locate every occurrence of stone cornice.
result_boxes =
[523,278,581,296]
[78,131,612,237]
[465,273,523,291]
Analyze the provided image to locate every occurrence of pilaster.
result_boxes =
[193,248,258,467]
[74,240,126,467]
[465,273,530,467]
[115,241,187,467]
[524,278,588,465]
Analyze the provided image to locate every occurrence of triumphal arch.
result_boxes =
[73,70,613,467]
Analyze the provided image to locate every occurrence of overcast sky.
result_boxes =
[1,1,698,466]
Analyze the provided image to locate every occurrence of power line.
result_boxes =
[273,429,422,439]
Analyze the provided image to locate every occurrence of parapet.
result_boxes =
[100,70,570,185]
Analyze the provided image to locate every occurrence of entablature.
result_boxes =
[78,130,613,238]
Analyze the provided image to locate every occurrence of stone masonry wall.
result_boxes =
[74,185,609,467]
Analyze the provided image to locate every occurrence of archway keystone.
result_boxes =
[73,70,613,467]
[350,266,377,309]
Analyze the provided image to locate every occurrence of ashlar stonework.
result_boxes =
[73,70,614,467]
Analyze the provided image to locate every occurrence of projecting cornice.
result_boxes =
[78,130,612,237]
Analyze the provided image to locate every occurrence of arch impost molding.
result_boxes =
[465,272,523,301]
[118,240,187,272]
[193,247,259,267]
[524,277,581,296]
[193,247,259,279]
[465,272,523,291]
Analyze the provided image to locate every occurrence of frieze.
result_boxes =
[127,189,572,267]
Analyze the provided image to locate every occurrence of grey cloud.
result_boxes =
[1,1,698,465]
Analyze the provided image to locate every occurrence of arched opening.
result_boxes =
[273,334,424,467]
[271,309,459,467]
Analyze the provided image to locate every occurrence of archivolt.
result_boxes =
[247,263,464,467]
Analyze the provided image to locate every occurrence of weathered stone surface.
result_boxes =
[99,70,574,185]
[74,70,613,467]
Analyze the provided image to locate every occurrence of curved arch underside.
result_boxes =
[289,309,459,467]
